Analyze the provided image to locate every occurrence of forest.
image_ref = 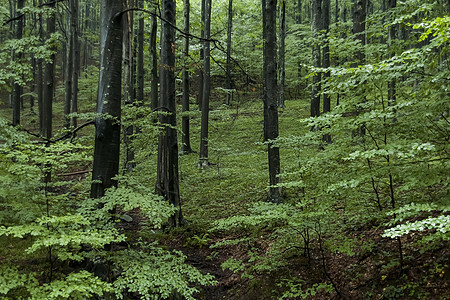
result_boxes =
[0,0,449,299]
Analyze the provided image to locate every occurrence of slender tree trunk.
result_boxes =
[90,0,124,199]
[38,0,43,133]
[198,0,205,111]
[149,7,158,111]
[352,0,366,65]
[182,0,194,154]
[137,0,144,105]
[322,0,330,114]
[64,25,73,129]
[82,2,89,71]
[387,0,396,109]
[278,0,286,108]
[123,0,134,172]
[225,0,233,105]
[199,0,212,167]
[156,0,183,227]
[335,0,339,23]
[311,0,321,118]
[263,0,281,203]
[42,1,56,139]
[297,0,302,24]
[12,0,25,126]
[71,0,79,128]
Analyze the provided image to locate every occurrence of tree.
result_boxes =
[71,0,80,128]
[262,0,281,203]
[311,0,321,118]
[198,0,205,111]
[12,0,24,127]
[199,0,212,168]
[156,0,183,226]
[42,0,56,139]
[90,0,124,199]
[278,0,286,108]
[149,4,158,111]
[182,0,194,154]
[225,0,233,105]
[387,0,396,109]
[322,0,330,115]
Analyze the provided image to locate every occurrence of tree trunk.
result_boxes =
[122,0,134,172]
[71,0,79,128]
[387,0,396,109]
[352,0,366,65]
[322,0,330,114]
[12,0,24,126]
[263,0,281,203]
[137,0,144,105]
[38,0,43,134]
[64,25,73,129]
[278,0,286,108]
[149,7,158,111]
[90,0,124,199]
[182,0,194,154]
[225,0,233,105]
[311,0,321,118]
[198,0,205,111]
[42,1,56,139]
[297,0,302,24]
[156,0,183,227]
[199,0,212,167]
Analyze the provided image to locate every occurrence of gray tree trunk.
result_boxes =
[182,0,194,154]
[322,0,330,114]
[352,0,366,65]
[42,1,56,139]
[12,0,24,126]
[278,0,286,108]
[199,0,212,167]
[198,0,206,111]
[64,23,73,129]
[225,0,233,105]
[156,0,183,227]
[38,0,43,134]
[311,0,321,118]
[263,0,281,203]
[71,0,79,128]
[137,0,144,105]
[387,0,396,108]
[90,0,124,198]
[149,7,158,111]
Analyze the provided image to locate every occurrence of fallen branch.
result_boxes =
[56,169,92,176]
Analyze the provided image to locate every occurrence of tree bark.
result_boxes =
[198,0,206,111]
[311,0,321,118]
[156,0,183,227]
[12,0,24,126]
[90,0,124,199]
[42,1,56,139]
[352,0,366,65]
[38,0,43,134]
[182,0,194,154]
[199,0,212,167]
[71,0,79,128]
[322,0,330,114]
[263,0,281,203]
[64,25,73,129]
[387,0,396,109]
[278,0,286,108]
[149,7,158,111]
[225,0,233,105]
[137,0,144,105]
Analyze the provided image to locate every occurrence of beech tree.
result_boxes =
[225,0,233,105]
[12,0,24,126]
[182,0,194,154]
[262,0,281,203]
[199,0,212,167]
[156,0,183,226]
[90,0,124,198]
[278,0,286,108]
[311,0,321,118]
